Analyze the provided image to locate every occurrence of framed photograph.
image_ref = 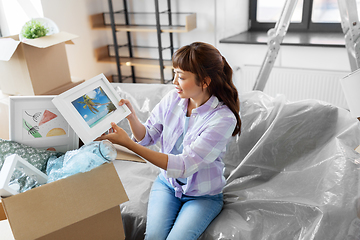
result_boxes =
[52,73,131,144]
[9,95,79,152]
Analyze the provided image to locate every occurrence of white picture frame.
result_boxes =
[52,73,131,144]
[0,154,48,197]
[9,95,79,152]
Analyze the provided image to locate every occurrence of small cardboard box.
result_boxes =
[0,32,82,96]
[0,162,128,240]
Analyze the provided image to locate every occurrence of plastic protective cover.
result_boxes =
[112,83,360,240]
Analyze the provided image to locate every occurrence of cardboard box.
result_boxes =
[0,32,82,96]
[0,200,15,240]
[0,162,128,240]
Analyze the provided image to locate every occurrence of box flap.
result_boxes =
[21,32,78,48]
[2,162,128,240]
[0,38,20,61]
[40,80,85,95]
[23,42,72,94]
[0,200,7,221]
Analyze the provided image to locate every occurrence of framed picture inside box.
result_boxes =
[0,154,48,197]
[9,95,79,152]
[52,73,131,144]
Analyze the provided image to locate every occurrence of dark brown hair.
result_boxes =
[172,42,241,136]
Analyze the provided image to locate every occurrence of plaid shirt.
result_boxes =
[137,90,236,198]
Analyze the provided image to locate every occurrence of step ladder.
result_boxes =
[253,0,360,91]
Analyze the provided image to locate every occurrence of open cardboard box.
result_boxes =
[0,32,83,96]
[0,162,128,240]
[0,200,14,240]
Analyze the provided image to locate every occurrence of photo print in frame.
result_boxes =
[9,95,79,152]
[52,73,131,144]
[71,86,117,128]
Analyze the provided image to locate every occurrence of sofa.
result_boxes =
[111,83,360,240]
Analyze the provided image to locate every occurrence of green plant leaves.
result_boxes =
[21,20,49,39]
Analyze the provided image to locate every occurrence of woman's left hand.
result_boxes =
[96,122,132,147]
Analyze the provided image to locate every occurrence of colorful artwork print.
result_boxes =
[22,108,68,141]
[71,86,117,128]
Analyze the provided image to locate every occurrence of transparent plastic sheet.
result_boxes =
[46,140,117,183]
[8,168,42,194]
[113,83,360,240]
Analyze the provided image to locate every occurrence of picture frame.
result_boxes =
[9,95,79,152]
[52,73,131,144]
[0,154,48,197]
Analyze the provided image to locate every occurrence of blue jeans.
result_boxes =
[145,175,223,240]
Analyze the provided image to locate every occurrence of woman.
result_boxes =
[97,42,241,240]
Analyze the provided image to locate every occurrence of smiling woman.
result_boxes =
[97,42,241,240]
[0,0,43,37]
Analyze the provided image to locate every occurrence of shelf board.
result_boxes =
[108,75,173,84]
[91,13,196,33]
[99,56,173,69]
[96,46,173,69]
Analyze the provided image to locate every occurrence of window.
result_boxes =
[249,0,360,32]
[0,0,43,37]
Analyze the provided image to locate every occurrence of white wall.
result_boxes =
[41,0,114,80]
[218,42,351,108]
[215,0,248,45]
[41,0,352,107]
[219,43,350,87]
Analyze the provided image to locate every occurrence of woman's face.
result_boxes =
[173,68,204,100]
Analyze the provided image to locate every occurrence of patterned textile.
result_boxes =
[0,139,63,173]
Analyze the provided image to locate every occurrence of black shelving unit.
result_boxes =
[94,0,196,83]
[108,0,173,83]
